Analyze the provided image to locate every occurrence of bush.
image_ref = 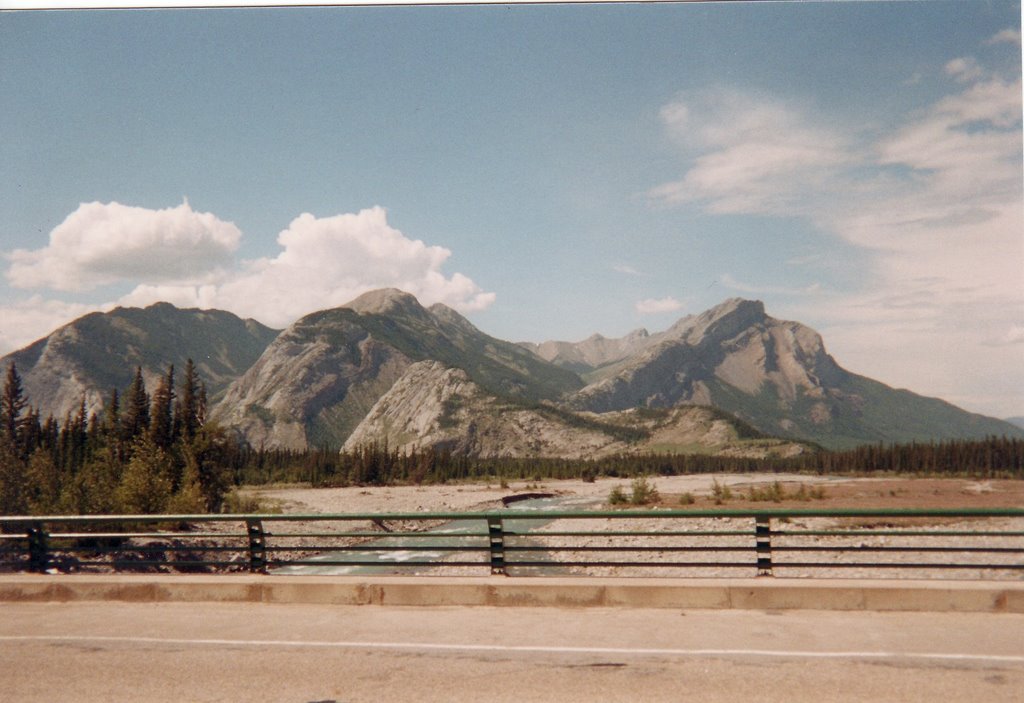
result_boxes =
[608,485,628,505]
[748,481,785,503]
[711,479,732,505]
[629,476,660,505]
[679,492,696,505]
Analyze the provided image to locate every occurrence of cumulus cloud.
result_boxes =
[0,204,496,352]
[202,206,494,327]
[6,199,241,292]
[635,296,685,315]
[109,206,495,329]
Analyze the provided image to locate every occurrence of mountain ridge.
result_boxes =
[2,290,1020,454]
[2,303,280,421]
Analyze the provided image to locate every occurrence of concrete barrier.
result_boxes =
[1,575,1022,612]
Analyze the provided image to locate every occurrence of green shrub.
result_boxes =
[608,485,628,505]
[711,479,733,505]
[629,476,660,505]
[748,481,786,502]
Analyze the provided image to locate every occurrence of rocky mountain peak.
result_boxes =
[344,288,425,317]
[675,298,767,345]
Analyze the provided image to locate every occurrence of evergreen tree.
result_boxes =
[167,450,207,514]
[0,441,27,515]
[197,380,208,427]
[1,362,27,452]
[186,424,233,513]
[103,388,121,439]
[121,368,150,442]
[149,365,175,450]
[24,449,61,514]
[116,436,173,514]
[176,358,200,442]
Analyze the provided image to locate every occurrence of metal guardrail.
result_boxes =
[1,508,1023,578]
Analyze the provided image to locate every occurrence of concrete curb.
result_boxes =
[1,575,1022,612]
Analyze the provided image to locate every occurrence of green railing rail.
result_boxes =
[1,508,1022,578]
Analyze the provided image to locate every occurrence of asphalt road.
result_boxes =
[2,601,1022,702]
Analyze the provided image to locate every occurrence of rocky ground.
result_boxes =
[241,474,1024,580]
[242,473,1024,514]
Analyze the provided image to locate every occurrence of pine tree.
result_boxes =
[103,388,121,439]
[121,368,150,443]
[115,436,173,514]
[1,362,27,452]
[197,380,208,427]
[176,358,200,442]
[149,365,175,450]
[0,441,27,515]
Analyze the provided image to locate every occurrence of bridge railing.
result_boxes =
[1,508,1022,579]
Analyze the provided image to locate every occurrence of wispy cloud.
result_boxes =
[987,28,1021,45]
[635,296,685,315]
[650,38,1023,416]
[944,57,985,83]
[648,88,854,216]
[785,253,823,267]
[613,264,645,276]
[720,274,822,297]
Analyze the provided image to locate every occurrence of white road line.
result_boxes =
[2,635,1022,664]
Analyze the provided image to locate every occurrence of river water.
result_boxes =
[272,495,600,576]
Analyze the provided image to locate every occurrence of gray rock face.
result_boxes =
[1,303,279,422]
[566,298,1020,448]
[343,360,627,459]
[343,360,805,459]
[213,289,584,450]
[568,298,828,412]
[521,327,656,375]
[213,320,412,450]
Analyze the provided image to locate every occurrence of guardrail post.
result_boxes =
[755,516,773,577]
[27,521,49,573]
[487,516,506,575]
[246,519,267,573]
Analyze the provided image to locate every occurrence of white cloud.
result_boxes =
[613,264,644,276]
[110,206,495,329]
[944,57,984,83]
[987,28,1021,45]
[635,296,685,315]
[6,199,241,292]
[1,204,496,352]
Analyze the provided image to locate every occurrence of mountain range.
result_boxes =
[3,289,1021,455]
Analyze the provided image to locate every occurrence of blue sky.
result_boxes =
[1,2,1022,418]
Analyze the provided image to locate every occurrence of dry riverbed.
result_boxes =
[241,473,1024,515]
[242,474,1024,580]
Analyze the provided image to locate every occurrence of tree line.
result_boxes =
[235,435,1024,488]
